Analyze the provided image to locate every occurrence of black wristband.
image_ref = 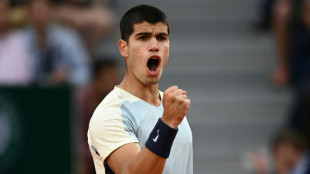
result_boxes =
[145,118,178,158]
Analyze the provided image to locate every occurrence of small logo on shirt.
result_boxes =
[153,129,160,142]
[91,145,100,156]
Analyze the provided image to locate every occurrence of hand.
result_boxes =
[50,68,68,85]
[272,64,289,86]
[161,86,190,128]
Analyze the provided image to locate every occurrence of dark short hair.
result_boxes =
[271,128,308,152]
[91,58,118,80]
[120,4,170,43]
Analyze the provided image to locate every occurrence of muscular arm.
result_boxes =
[105,86,190,174]
[106,143,166,174]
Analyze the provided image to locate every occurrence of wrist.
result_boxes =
[161,116,178,129]
[145,118,178,158]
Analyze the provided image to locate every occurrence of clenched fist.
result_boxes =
[161,86,191,129]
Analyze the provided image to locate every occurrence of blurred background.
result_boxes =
[0,0,310,173]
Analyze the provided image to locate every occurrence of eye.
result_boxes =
[157,35,168,41]
[138,36,148,41]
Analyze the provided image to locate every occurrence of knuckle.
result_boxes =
[186,104,190,110]
[170,85,178,91]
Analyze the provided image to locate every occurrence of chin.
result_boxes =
[143,78,160,85]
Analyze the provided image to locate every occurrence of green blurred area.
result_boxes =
[0,87,72,174]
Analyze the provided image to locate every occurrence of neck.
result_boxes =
[119,75,160,106]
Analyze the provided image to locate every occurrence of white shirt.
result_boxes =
[88,86,193,174]
[0,31,31,85]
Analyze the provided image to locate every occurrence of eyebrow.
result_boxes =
[135,32,169,37]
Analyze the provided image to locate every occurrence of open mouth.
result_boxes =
[147,57,160,72]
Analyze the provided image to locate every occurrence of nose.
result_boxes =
[149,37,159,52]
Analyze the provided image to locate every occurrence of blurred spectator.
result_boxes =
[78,57,120,174]
[271,129,310,174]
[53,0,114,51]
[0,0,32,86]
[272,0,310,141]
[272,0,292,86]
[253,0,276,32]
[22,0,91,87]
[304,87,310,143]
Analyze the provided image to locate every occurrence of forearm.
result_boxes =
[107,119,178,174]
[274,21,290,67]
[120,147,166,174]
[272,0,291,66]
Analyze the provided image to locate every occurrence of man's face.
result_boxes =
[96,66,120,95]
[119,21,170,86]
[273,142,302,174]
[28,0,51,30]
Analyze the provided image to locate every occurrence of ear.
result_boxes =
[118,39,128,58]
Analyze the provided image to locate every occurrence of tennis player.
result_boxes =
[88,4,193,174]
